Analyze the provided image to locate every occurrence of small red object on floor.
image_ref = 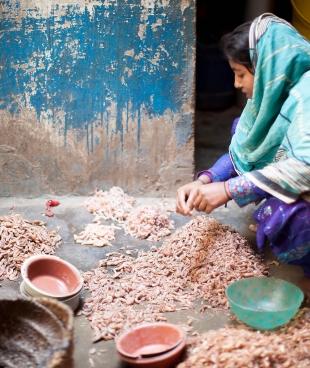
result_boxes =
[46,200,60,207]
[45,199,60,217]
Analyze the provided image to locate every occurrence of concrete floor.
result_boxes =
[0,195,305,367]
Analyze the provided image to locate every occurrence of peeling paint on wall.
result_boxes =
[0,0,195,196]
[180,0,191,14]
[1,0,116,18]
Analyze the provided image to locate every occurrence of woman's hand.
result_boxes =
[193,181,231,214]
[176,177,210,216]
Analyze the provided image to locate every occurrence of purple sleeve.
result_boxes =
[227,175,268,207]
[197,153,238,182]
[231,117,239,135]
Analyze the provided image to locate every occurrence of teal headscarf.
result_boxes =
[229,14,310,203]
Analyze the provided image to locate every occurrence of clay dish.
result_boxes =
[20,281,81,312]
[0,298,73,368]
[21,255,83,299]
[116,322,186,367]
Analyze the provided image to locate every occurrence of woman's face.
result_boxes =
[229,60,254,99]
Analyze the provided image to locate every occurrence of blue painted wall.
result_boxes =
[0,1,195,196]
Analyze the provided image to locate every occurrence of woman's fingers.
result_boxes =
[176,194,184,214]
[192,189,213,213]
[198,198,208,212]
[204,204,213,214]
[176,189,190,215]
[193,192,203,209]
[186,188,199,211]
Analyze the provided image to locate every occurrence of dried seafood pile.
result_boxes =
[85,187,135,222]
[82,216,268,341]
[74,223,120,247]
[0,214,61,281]
[83,187,174,246]
[124,205,174,241]
[178,309,310,368]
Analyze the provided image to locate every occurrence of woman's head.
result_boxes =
[221,21,252,69]
[221,21,254,98]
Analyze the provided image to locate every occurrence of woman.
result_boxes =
[176,14,310,291]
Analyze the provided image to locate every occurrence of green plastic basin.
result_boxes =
[226,277,304,330]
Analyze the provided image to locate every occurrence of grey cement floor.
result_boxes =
[0,196,305,367]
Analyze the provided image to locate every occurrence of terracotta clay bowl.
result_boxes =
[21,255,83,299]
[0,298,73,368]
[20,281,81,312]
[116,322,186,368]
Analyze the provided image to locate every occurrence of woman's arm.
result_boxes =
[197,153,238,183]
[178,118,241,215]
[191,176,267,213]
[227,175,268,207]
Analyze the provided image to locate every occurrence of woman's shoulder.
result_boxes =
[286,71,310,109]
[291,71,310,94]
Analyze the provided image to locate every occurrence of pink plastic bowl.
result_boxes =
[21,255,83,299]
[116,322,186,368]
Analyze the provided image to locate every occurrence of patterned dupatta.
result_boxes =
[229,14,310,203]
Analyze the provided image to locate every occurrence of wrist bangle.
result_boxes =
[223,181,232,200]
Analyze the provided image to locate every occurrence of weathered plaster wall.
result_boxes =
[0,0,195,196]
